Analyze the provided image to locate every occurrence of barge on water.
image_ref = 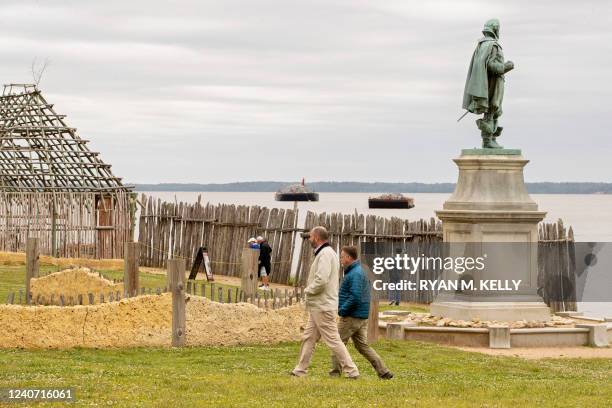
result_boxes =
[368,193,414,209]
[275,179,319,201]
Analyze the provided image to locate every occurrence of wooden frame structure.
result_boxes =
[0,84,134,258]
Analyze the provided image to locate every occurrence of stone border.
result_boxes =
[382,322,611,349]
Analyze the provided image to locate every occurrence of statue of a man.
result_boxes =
[462,19,514,148]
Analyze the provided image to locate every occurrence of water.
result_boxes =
[139,191,612,242]
[139,191,612,318]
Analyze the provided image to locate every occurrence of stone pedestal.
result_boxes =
[431,149,551,322]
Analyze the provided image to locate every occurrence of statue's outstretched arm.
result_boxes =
[487,47,512,75]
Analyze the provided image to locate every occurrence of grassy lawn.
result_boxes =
[0,340,610,407]
[379,302,430,313]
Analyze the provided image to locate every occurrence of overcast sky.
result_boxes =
[1,0,611,183]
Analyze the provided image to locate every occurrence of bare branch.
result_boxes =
[30,57,50,87]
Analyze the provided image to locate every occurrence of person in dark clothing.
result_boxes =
[330,246,394,379]
[257,236,272,290]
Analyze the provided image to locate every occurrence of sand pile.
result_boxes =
[0,293,308,349]
[0,294,171,348]
[30,268,123,305]
[186,296,308,346]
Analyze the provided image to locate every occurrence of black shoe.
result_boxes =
[389,301,395,306]
[379,371,394,380]
[328,370,341,377]
[395,301,400,306]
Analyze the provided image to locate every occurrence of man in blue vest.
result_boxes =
[330,246,394,379]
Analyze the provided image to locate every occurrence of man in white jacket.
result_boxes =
[291,226,360,379]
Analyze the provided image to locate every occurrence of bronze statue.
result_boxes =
[461,19,514,148]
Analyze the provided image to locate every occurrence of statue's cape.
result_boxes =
[462,37,499,113]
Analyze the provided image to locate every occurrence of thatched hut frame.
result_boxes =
[0,84,134,258]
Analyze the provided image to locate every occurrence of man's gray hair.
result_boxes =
[311,226,329,241]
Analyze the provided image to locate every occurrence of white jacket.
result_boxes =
[304,245,339,311]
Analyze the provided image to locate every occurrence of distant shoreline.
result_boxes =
[132,182,612,194]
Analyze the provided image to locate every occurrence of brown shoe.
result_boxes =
[328,370,341,378]
[379,371,394,380]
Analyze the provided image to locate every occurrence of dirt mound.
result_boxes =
[0,293,308,349]
[186,296,308,346]
[0,294,171,348]
[30,268,123,305]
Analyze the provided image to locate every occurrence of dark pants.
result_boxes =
[330,316,390,377]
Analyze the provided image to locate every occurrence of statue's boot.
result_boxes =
[488,138,503,149]
[482,135,492,148]
[482,135,503,149]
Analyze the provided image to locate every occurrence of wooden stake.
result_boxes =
[241,247,259,303]
[168,259,186,347]
[25,237,40,305]
[123,242,139,297]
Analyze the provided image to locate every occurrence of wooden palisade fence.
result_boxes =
[538,220,576,312]
[136,195,577,311]
[137,194,298,283]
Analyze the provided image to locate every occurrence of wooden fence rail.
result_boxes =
[5,279,305,309]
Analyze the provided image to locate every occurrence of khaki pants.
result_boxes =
[292,310,359,377]
[330,316,389,377]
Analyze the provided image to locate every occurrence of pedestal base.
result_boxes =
[432,151,550,322]
[430,300,551,322]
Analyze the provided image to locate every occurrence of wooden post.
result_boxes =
[241,247,259,302]
[123,242,139,297]
[363,255,379,343]
[51,199,58,258]
[25,237,40,305]
[168,259,186,347]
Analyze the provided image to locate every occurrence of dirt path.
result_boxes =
[141,266,296,291]
[455,346,612,359]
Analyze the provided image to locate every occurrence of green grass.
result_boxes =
[0,265,240,304]
[0,341,610,407]
[379,302,430,313]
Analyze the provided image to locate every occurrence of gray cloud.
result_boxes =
[0,0,610,183]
